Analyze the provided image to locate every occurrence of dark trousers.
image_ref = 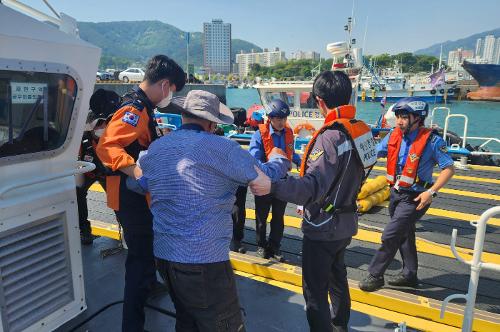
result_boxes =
[232,186,248,242]
[368,188,430,279]
[302,236,352,331]
[115,178,156,332]
[76,175,106,234]
[254,194,287,249]
[156,259,245,332]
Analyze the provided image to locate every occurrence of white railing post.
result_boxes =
[430,106,451,128]
[443,114,469,169]
[440,206,500,332]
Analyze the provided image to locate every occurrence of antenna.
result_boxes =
[362,16,368,52]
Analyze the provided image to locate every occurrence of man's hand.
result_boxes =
[296,205,304,216]
[250,165,271,196]
[414,191,432,210]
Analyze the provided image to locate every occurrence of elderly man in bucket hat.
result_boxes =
[138,90,290,331]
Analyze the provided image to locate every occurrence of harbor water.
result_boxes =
[227,88,500,143]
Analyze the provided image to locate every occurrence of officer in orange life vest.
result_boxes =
[250,70,377,332]
[249,99,302,260]
[359,97,455,292]
[96,55,185,332]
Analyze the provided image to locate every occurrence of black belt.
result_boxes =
[416,179,434,189]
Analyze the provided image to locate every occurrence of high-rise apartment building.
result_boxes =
[494,37,500,65]
[447,48,474,71]
[483,35,496,64]
[203,19,231,74]
[475,38,483,58]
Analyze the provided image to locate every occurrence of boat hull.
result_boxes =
[462,61,500,101]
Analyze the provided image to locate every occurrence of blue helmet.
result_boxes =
[265,99,290,118]
[392,97,429,118]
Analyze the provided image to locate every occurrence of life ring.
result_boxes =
[294,122,316,137]
[439,89,445,94]
[430,89,436,95]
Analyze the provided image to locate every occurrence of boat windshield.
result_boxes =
[264,91,295,107]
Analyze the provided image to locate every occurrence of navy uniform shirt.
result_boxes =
[377,128,454,192]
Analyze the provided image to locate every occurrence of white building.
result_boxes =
[293,50,320,61]
[203,19,231,74]
[475,38,483,58]
[482,35,496,64]
[494,37,500,65]
[447,48,474,71]
[235,48,286,77]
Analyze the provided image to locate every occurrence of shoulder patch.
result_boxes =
[122,111,140,127]
[309,148,324,161]
[439,145,448,153]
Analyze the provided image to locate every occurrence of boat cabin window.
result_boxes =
[264,92,295,107]
[0,70,77,158]
[300,92,316,108]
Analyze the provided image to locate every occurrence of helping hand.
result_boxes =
[249,165,271,196]
[414,191,432,210]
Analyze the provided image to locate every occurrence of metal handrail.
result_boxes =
[443,114,468,149]
[430,106,451,128]
[0,161,95,198]
[440,206,500,332]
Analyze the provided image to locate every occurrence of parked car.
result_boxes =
[118,68,145,83]
[96,70,113,81]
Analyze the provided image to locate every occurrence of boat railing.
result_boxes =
[430,106,451,128]
[440,206,500,332]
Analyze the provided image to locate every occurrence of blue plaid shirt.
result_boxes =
[139,124,289,263]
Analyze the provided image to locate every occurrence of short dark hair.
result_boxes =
[312,71,352,109]
[144,55,186,91]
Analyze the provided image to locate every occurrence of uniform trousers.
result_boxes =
[368,188,430,279]
[254,193,287,249]
[302,236,352,331]
[115,176,156,332]
[231,186,248,242]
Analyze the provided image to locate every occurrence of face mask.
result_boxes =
[94,129,105,137]
[156,82,173,108]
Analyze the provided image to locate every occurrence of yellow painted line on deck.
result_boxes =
[88,224,498,332]
[234,270,460,332]
[376,201,500,227]
[229,252,500,332]
[245,208,500,265]
[439,188,500,201]
[90,183,105,192]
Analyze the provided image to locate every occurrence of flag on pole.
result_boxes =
[429,68,445,89]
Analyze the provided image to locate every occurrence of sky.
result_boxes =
[21,0,500,57]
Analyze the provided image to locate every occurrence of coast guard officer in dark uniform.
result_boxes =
[359,97,455,292]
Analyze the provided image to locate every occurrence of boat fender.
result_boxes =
[447,88,455,94]
[430,89,436,95]
[439,89,445,94]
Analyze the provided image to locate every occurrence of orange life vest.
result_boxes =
[386,127,432,187]
[258,121,294,161]
[300,105,377,177]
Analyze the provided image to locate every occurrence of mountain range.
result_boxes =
[77,20,262,69]
[414,28,500,57]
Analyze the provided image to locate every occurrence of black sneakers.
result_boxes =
[230,240,247,254]
[388,274,419,288]
[256,247,266,258]
[359,274,385,292]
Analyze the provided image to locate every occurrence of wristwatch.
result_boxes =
[427,189,437,198]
